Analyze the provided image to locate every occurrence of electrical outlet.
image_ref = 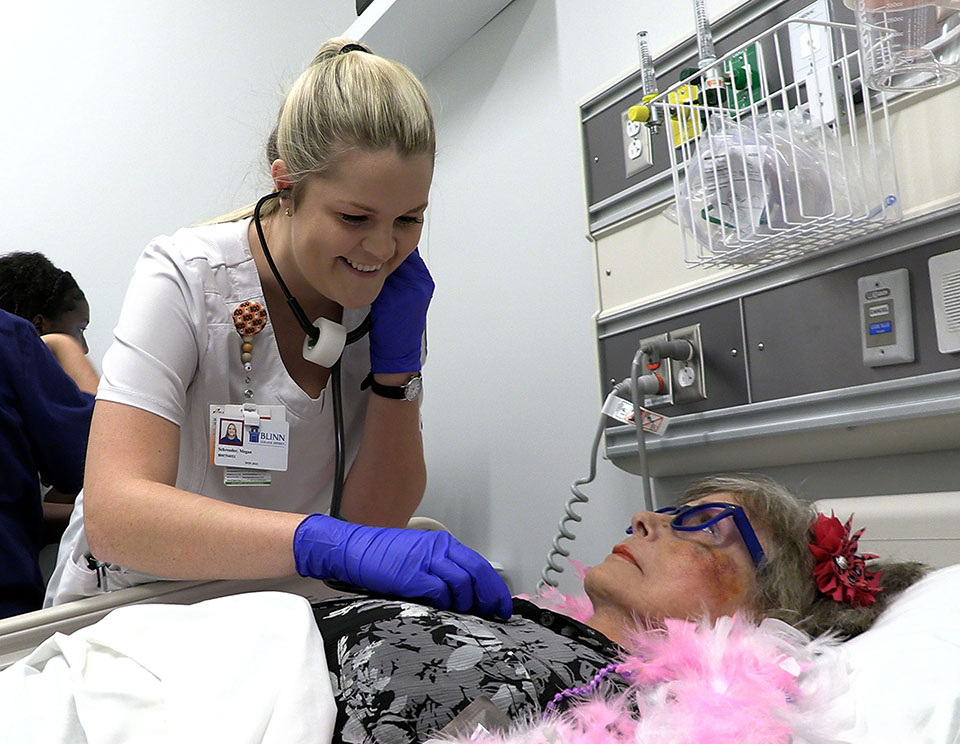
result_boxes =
[637,332,673,408]
[622,109,654,178]
[667,324,707,405]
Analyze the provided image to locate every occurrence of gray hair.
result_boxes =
[682,474,927,638]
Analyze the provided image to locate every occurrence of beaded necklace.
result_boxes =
[543,662,629,717]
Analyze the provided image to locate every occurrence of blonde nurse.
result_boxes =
[46,39,511,618]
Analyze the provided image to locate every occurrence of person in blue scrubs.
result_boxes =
[0,310,94,618]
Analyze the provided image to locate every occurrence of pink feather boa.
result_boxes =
[431,571,851,744]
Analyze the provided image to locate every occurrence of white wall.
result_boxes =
[418,0,743,594]
[1,1,358,363]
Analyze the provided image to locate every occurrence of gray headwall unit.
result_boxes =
[597,206,960,475]
[600,229,960,414]
[584,0,960,480]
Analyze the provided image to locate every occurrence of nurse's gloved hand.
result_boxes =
[293,514,513,618]
[369,249,434,374]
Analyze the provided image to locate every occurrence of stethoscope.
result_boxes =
[253,191,370,520]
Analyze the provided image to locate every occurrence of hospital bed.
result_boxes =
[0,574,344,671]
[1,496,958,743]
[0,515,449,671]
[813,491,960,570]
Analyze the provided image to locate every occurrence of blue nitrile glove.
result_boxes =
[369,248,434,374]
[293,514,513,618]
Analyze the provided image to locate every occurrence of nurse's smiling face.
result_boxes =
[271,148,433,311]
[584,493,768,643]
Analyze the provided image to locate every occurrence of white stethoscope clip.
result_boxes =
[302,316,347,367]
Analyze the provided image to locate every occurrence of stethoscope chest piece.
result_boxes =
[302,316,347,368]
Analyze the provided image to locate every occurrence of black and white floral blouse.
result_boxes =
[312,596,626,744]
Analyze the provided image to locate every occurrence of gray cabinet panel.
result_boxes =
[743,238,960,401]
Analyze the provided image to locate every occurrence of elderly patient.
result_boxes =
[312,474,926,744]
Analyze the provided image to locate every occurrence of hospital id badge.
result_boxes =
[210,404,289,485]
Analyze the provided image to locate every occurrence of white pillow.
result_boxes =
[830,564,960,743]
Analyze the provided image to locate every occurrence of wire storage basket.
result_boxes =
[652,17,902,268]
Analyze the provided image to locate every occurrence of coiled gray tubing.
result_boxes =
[539,414,605,589]
[538,343,685,587]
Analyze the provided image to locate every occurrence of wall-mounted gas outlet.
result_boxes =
[622,109,654,178]
[637,324,707,409]
[637,332,673,408]
[667,324,707,405]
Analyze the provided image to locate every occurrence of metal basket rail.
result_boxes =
[649,17,902,269]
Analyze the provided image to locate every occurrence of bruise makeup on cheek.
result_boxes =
[682,543,749,612]
[704,552,749,609]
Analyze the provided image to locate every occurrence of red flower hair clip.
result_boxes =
[808,513,883,607]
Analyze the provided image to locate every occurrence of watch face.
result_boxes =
[403,375,423,401]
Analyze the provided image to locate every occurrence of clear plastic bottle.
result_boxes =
[854,0,960,92]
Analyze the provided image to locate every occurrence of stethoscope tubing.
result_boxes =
[253,191,370,520]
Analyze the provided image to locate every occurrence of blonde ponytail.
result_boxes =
[210,38,435,224]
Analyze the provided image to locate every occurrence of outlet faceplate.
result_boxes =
[637,324,707,409]
[858,268,914,366]
[668,324,707,405]
[622,109,653,178]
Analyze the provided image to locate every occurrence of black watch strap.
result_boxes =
[361,372,422,401]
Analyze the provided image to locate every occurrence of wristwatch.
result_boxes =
[361,372,423,401]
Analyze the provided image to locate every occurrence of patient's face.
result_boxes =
[584,493,767,636]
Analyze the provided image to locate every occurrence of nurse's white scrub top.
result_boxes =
[46,218,372,605]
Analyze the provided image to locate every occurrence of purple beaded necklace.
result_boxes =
[543,662,628,717]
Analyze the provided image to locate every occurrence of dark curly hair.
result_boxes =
[0,252,85,329]
[682,474,928,639]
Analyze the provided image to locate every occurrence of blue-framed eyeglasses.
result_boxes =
[627,502,767,568]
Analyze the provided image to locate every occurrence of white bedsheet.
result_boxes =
[833,564,960,744]
[0,591,336,744]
